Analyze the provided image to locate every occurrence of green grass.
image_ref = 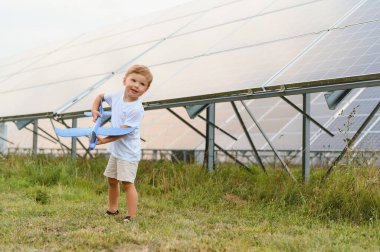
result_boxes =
[0,155,379,251]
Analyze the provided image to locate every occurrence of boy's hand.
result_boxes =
[92,110,102,122]
[96,136,104,145]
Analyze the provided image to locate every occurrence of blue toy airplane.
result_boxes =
[55,101,135,150]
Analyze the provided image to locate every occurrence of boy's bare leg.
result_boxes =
[108,177,120,212]
[123,182,138,217]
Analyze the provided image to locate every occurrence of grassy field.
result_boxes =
[0,155,379,251]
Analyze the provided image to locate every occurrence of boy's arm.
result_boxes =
[96,125,130,145]
[91,93,104,122]
[97,135,124,145]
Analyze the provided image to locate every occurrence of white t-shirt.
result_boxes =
[103,90,144,162]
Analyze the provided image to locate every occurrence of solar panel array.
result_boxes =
[1,0,379,157]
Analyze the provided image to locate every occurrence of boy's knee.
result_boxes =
[122,181,135,189]
[108,178,119,187]
[122,181,133,186]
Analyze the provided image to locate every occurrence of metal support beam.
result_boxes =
[206,104,215,172]
[32,119,38,155]
[198,115,237,141]
[241,101,296,181]
[37,127,62,144]
[0,135,13,145]
[166,108,251,171]
[302,94,311,183]
[323,101,380,181]
[144,77,380,111]
[71,118,77,160]
[26,122,79,156]
[36,123,71,152]
[281,96,334,137]
[231,102,266,173]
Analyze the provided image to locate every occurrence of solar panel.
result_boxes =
[137,22,243,66]
[148,0,219,24]
[263,0,324,13]
[65,11,166,49]
[211,0,358,53]
[371,120,380,131]
[312,132,355,151]
[55,0,368,115]
[0,36,81,80]
[272,1,380,86]
[344,99,379,115]
[0,75,108,118]
[355,86,380,99]
[338,0,380,26]
[355,132,380,150]
[145,34,318,102]
[141,108,206,149]
[175,0,270,35]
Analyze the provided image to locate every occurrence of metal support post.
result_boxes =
[0,123,9,154]
[32,119,38,155]
[166,108,250,171]
[323,101,380,181]
[302,94,311,183]
[71,118,77,160]
[206,104,215,172]
[231,102,266,173]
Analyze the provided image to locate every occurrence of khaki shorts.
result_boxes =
[103,155,138,183]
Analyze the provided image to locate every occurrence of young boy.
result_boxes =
[91,65,152,223]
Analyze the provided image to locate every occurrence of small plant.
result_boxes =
[26,186,51,205]
[337,105,359,167]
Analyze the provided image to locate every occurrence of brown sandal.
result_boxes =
[105,210,119,215]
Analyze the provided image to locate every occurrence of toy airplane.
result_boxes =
[55,101,135,150]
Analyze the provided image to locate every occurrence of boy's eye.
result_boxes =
[131,79,136,82]
[140,83,145,86]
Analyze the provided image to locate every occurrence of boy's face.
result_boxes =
[123,73,149,100]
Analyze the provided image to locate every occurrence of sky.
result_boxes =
[0,0,192,59]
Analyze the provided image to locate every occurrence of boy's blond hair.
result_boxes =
[125,65,153,87]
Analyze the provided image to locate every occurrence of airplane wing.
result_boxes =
[83,111,112,117]
[97,127,135,136]
[55,127,92,137]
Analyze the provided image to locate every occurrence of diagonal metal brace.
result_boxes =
[323,101,380,181]
[281,96,334,137]
[197,115,237,141]
[231,102,266,174]
[240,101,296,181]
